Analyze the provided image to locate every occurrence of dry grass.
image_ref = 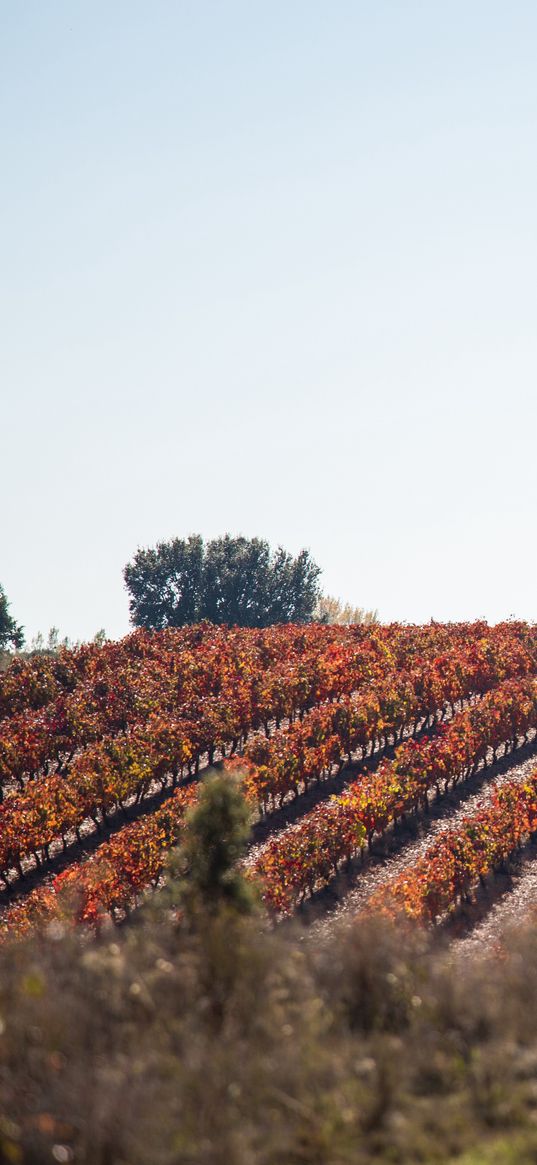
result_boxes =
[1,773,537,1164]
[0,907,536,1163]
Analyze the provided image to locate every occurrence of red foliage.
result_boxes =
[368,767,537,923]
[0,620,535,935]
[251,677,537,912]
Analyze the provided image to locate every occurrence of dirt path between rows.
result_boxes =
[305,735,537,941]
[454,833,537,956]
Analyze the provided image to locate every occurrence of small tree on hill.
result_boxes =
[0,585,23,650]
[124,535,321,629]
[315,595,379,626]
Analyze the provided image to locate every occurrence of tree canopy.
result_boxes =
[0,585,23,651]
[123,535,321,629]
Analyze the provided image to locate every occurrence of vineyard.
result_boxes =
[1,618,537,945]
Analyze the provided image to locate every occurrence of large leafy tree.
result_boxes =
[123,534,204,631]
[124,535,321,629]
[0,585,23,650]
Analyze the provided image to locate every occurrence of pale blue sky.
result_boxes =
[2,1,536,641]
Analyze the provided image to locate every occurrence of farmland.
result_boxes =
[1,618,536,941]
[2,619,537,1164]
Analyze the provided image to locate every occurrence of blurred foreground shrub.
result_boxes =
[2,777,537,1163]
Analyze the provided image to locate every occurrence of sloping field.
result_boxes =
[0,620,536,942]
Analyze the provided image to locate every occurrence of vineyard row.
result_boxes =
[3,675,537,936]
[0,630,532,890]
[249,677,537,911]
[368,765,537,924]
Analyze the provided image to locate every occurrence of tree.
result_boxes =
[267,545,323,623]
[160,772,259,1031]
[315,595,379,626]
[0,585,23,650]
[202,536,271,626]
[124,535,321,629]
[27,627,107,655]
[169,770,257,921]
[28,626,70,654]
[124,534,204,630]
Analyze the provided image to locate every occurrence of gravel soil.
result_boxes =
[305,734,537,940]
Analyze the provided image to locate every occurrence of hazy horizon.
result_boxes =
[3,2,536,642]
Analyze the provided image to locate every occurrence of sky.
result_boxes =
[2,1,536,642]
